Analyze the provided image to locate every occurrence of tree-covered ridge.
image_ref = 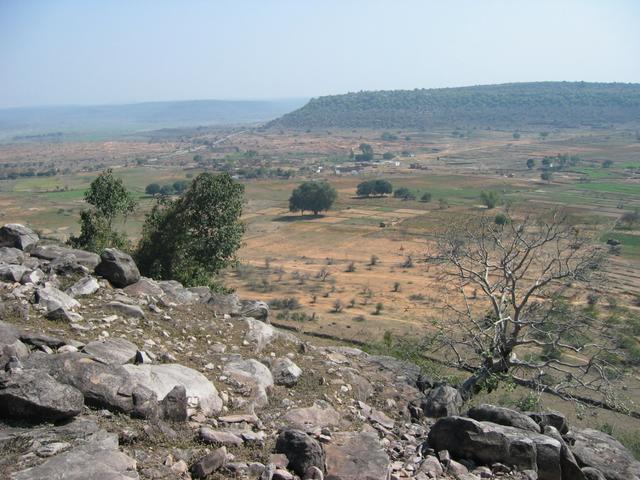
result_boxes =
[269,82,640,129]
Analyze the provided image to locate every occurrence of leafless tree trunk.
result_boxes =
[430,209,624,408]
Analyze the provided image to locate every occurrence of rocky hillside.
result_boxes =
[268,82,640,130]
[1,222,639,480]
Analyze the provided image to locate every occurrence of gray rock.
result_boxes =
[543,426,585,480]
[223,358,274,408]
[45,306,83,322]
[0,224,39,251]
[158,280,198,304]
[0,247,24,264]
[527,410,569,435]
[208,292,242,315]
[191,447,227,479]
[123,277,164,298]
[83,337,138,365]
[0,321,30,369]
[122,363,223,416]
[20,268,45,285]
[324,431,390,480]
[95,248,140,287]
[11,429,139,480]
[24,351,136,413]
[0,369,84,422]
[67,276,100,297]
[282,400,341,432]
[240,300,270,321]
[36,285,80,313]
[272,357,302,387]
[0,264,30,283]
[19,332,65,349]
[31,244,101,269]
[160,385,188,421]
[199,426,244,446]
[421,384,463,418]
[571,428,640,480]
[48,254,87,275]
[427,416,562,480]
[468,404,541,432]
[275,429,325,477]
[582,467,607,480]
[244,317,299,353]
[106,301,145,318]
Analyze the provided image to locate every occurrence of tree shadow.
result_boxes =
[273,214,325,222]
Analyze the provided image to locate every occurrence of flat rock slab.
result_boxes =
[106,301,145,318]
[31,245,100,269]
[83,337,138,365]
[324,431,390,480]
[67,276,100,297]
[571,428,640,480]
[36,286,80,313]
[223,358,273,408]
[11,430,138,480]
[0,247,24,265]
[282,400,341,432]
[122,363,222,416]
[0,370,84,422]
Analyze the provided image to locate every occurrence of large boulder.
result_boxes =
[427,416,562,480]
[421,384,463,418]
[0,247,24,265]
[240,300,270,321]
[122,363,223,416]
[36,285,80,313]
[208,292,242,315]
[0,370,84,422]
[31,244,101,269]
[23,351,137,413]
[282,400,341,432]
[272,357,302,387]
[244,317,298,353]
[0,224,39,251]
[0,264,30,283]
[571,428,640,480]
[82,337,138,365]
[0,321,30,369]
[527,410,569,435]
[324,431,390,480]
[275,429,325,477]
[11,429,139,480]
[468,404,541,432]
[95,248,140,287]
[222,358,273,409]
[67,276,100,297]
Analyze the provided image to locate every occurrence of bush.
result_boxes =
[135,172,244,287]
[269,297,301,310]
[145,183,161,195]
[394,187,415,200]
[420,192,432,202]
[480,190,500,209]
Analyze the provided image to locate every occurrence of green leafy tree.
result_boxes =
[289,181,337,215]
[355,143,374,162]
[541,171,553,182]
[602,160,614,168]
[480,190,500,209]
[145,183,161,195]
[356,181,374,197]
[173,180,191,193]
[160,184,175,196]
[373,179,393,196]
[135,172,244,287]
[526,158,535,170]
[513,131,521,140]
[382,152,395,160]
[69,169,136,252]
[84,169,136,227]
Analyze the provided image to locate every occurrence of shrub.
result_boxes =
[374,302,384,315]
[135,172,244,287]
[494,213,509,225]
[480,190,500,209]
[420,192,432,203]
[394,187,415,200]
[269,297,301,310]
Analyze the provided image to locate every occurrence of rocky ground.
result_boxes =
[1,222,639,480]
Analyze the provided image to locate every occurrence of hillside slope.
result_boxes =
[269,82,640,130]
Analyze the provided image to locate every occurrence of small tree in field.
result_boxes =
[135,172,244,287]
[541,171,553,183]
[430,210,624,407]
[69,169,136,252]
[527,158,535,170]
[289,181,337,215]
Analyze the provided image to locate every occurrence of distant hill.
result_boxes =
[0,98,306,141]
[268,82,640,130]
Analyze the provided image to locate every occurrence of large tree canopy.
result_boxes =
[289,181,337,216]
[135,172,244,287]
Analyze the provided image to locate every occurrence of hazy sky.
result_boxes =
[1,0,639,108]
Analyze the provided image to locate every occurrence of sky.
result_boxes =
[1,0,639,108]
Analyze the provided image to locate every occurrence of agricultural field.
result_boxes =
[1,123,640,442]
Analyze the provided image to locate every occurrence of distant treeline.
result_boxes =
[268,82,640,130]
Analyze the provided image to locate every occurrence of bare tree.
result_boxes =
[430,210,623,407]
